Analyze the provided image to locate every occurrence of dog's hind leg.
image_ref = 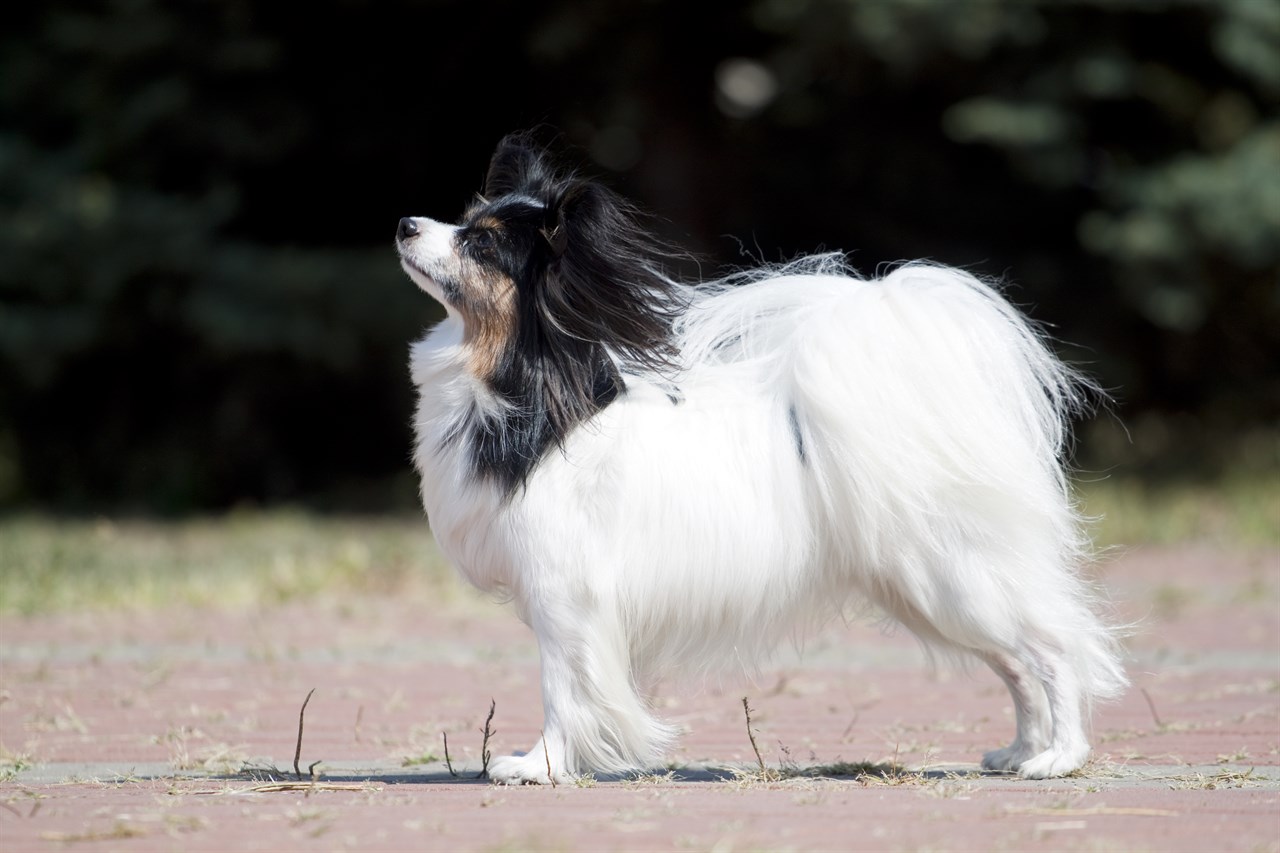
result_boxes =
[1013,642,1092,778]
[867,563,1095,778]
[979,650,1051,772]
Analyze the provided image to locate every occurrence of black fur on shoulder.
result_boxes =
[459,134,687,492]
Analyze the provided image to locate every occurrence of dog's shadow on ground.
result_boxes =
[204,762,999,787]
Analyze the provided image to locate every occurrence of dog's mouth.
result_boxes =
[399,255,457,306]
[398,252,427,278]
[401,257,436,286]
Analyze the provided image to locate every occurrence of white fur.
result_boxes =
[409,255,1126,783]
[399,218,461,309]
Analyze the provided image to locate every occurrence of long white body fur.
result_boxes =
[409,255,1126,783]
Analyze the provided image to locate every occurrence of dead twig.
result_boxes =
[542,731,556,788]
[191,782,372,795]
[476,699,496,779]
[1140,687,1165,729]
[443,731,459,778]
[293,688,316,780]
[742,697,766,774]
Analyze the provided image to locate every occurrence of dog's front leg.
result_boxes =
[487,594,674,785]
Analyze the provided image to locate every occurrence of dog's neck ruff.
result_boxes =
[453,348,625,494]
[412,313,638,497]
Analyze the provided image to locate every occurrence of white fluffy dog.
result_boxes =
[396,135,1126,784]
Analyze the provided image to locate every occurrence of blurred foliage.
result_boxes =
[0,511,455,615]
[1,0,1277,510]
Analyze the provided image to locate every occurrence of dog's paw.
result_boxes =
[981,744,1036,773]
[1015,745,1090,779]
[487,753,575,786]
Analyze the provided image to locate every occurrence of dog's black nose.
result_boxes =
[397,217,419,241]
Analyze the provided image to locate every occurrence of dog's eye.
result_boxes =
[465,229,496,253]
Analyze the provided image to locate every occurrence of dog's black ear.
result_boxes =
[537,178,682,370]
[485,134,555,198]
[540,181,597,258]
[547,180,624,256]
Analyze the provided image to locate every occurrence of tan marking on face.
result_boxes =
[454,258,517,379]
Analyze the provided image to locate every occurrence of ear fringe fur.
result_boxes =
[464,135,690,491]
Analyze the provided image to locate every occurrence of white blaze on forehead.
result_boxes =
[416,217,459,252]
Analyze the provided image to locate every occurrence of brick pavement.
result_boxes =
[2,546,1276,851]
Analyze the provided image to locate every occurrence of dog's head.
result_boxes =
[398,135,686,488]
[396,134,683,384]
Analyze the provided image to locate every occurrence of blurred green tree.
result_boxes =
[2,0,1275,510]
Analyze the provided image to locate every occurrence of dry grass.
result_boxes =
[0,511,456,615]
[0,746,33,783]
[2,466,1273,616]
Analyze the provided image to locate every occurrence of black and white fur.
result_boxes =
[396,135,1126,784]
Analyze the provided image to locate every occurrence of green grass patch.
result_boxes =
[1078,471,1279,549]
[0,510,456,616]
[2,467,1273,615]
